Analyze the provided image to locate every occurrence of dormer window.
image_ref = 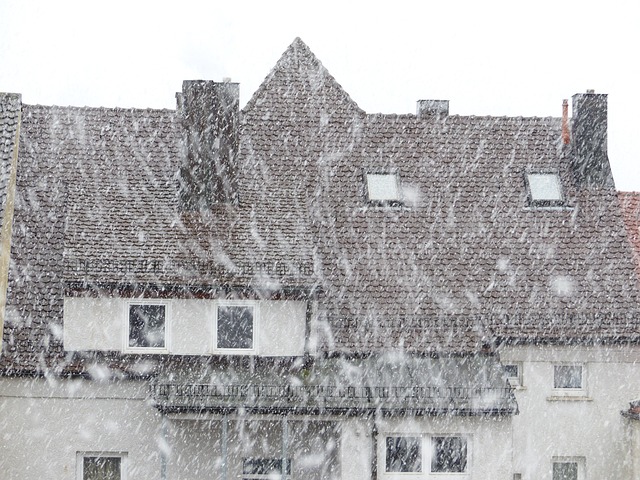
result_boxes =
[526,172,564,207]
[366,173,402,206]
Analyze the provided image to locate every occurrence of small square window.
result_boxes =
[552,458,584,480]
[78,453,125,480]
[216,304,255,351]
[554,365,583,389]
[128,303,166,349]
[526,173,564,207]
[504,363,522,387]
[385,436,422,473]
[553,462,578,480]
[366,173,401,204]
[431,436,468,473]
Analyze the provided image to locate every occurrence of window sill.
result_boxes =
[547,395,592,402]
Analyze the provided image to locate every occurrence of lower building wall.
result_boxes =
[0,377,163,479]
[499,344,640,480]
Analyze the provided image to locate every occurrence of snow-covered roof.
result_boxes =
[2,38,639,374]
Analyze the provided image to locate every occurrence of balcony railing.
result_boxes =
[151,383,516,415]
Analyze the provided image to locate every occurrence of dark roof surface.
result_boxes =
[619,191,640,277]
[2,38,639,373]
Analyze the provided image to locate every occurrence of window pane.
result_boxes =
[243,458,290,475]
[504,364,519,378]
[527,173,563,201]
[83,456,121,480]
[129,304,165,348]
[431,436,467,473]
[553,462,578,480]
[217,305,254,349]
[367,174,399,201]
[385,436,421,472]
[554,365,582,389]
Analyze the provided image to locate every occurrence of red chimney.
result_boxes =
[562,99,570,145]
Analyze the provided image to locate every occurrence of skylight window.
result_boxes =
[366,173,401,205]
[526,173,564,207]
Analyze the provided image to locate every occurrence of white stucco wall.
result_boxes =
[499,344,640,480]
[376,415,513,480]
[0,377,163,480]
[64,297,307,356]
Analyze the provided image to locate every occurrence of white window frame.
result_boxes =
[242,457,291,480]
[552,363,587,397]
[526,172,565,207]
[503,362,523,388]
[384,435,423,473]
[382,434,471,477]
[124,300,170,354]
[77,451,127,480]
[552,456,585,480]
[366,172,402,205]
[213,300,258,354]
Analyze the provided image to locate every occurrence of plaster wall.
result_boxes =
[376,415,512,480]
[0,377,162,480]
[64,297,306,356]
[499,344,640,480]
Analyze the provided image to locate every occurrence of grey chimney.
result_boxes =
[178,80,239,210]
[417,99,449,118]
[571,91,614,188]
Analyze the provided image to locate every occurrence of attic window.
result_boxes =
[366,173,402,205]
[526,173,564,207]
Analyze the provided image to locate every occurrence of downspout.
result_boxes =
[371,413,378,480]
[160,414,169,480]
[0,94,21,351]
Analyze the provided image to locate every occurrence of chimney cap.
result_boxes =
[586,89,595,94]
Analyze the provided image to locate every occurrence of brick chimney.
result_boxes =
[178,80,239,210]
[416,99,449,118]
[570,91,614,188]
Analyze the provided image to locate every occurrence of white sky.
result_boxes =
[1,0,638,190]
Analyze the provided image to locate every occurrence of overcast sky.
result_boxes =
[1,0,638,190]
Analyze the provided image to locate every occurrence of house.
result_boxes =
[1,38,639,480]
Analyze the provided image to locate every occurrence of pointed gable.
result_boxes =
[243,38,364,123]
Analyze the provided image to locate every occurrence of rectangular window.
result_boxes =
[216,304,255,351]
[431,436,468,473]
[128,303,166,350]
[242,458,291,480]
[552,458,584,480]
[385,436,422,472]
[526,172,564,207]
[504,363,522,387]
[366,173,401,204]
[554,365,583,389]
[78,453,125,480]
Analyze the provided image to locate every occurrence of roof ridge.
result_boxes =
[242,37,364,116]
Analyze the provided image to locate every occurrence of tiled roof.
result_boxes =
[2,39,639,373]
[619,191,640,277]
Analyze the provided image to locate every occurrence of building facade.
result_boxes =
[1,38,639,480]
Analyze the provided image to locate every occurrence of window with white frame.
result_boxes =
[384,435,469,475]
[386,436,422,473]
[215,303,256,351]
[366,173,402,205]
[242,458,291,480]
[526,172,564,207]
[77,452,126,480]
[127,302,167,350]
[553,365,583,390]
[552,457,585,480]
[431,436,468,473]
[504,362,522,387]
